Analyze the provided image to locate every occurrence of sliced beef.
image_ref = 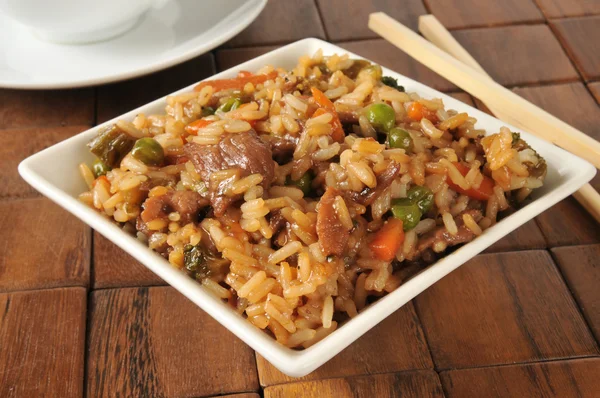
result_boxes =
[269,209,287,238]
[347,161,402,206]
[184,130,275,216]
[337,110,359,124]
[415,209,483,258]
[316,187,350,257]
[269,136,298,164]
[141,190,209,226]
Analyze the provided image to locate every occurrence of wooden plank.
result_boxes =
[256,302,433,386]
[552,244,600,341]
[0,125,88,199]
[0,88,94,130]
[588,81,600,104]
[551,16,600,81]
[536,197,600,247]
[452,25,579,86]
[0,198,90,292]
[426,0,544,30]
[536,0,600,19]
[93,232,165,288]
[484,220,547,253]
[264,371,444,398]
[0,288,87,398]
[339,40,458,92]
[224,0,325,47]
[216,46,279,72]
[441,358,600,397]
[96,54,215,123]
[316,0,427,41]
[413,251,599,370]
[87,286,259,397]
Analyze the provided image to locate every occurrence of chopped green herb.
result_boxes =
[381,76,405,92]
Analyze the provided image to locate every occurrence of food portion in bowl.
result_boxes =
[78,50,546,348]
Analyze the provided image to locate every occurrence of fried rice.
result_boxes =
[78,49,547,349]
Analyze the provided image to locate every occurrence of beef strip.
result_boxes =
[415,209,483,258]
[346,161,402,206]
[141,190,209,226]
[316,187,350,256]
[337,110,359,124]
[184,130,275,216]
[269,209,287,238]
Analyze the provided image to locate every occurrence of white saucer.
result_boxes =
[0,0,267,89]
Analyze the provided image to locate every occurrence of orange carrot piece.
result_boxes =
[185,119,214,135]
[447,162,495,200]
[369,218,405,261]
[310,87,345,143]
[194,71,278,92]
[237,71,253,78]
[407,102,438,123]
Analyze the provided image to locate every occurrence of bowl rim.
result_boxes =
[18,37,596,377]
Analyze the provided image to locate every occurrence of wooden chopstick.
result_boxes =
[417,14,600,224]
[368,12,600,170]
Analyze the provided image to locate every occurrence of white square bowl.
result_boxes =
[19,38,596,377]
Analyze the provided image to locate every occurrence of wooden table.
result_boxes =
[1,1,600,397]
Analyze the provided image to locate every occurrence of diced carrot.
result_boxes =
[311,87,335,112]
[369,218,405,262]
[447,162,495,200]
[92,175,109,188]
[185,119,214,135]
[310,87,345,143]
[237,71,253,78]
[407,102,438,123]
[194,71,278,92]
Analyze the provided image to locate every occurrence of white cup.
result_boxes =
[0,0,165,44]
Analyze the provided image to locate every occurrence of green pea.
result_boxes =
[388,127,413,152]
[365,103,396,132]
[407,185,434,214]
[217,97,242,113]
[286,172,313,196]
[357,64,383,82]
[92,158,111,178]
[131,138,164,166]
[201,106,215,116]
[390,198,422,230]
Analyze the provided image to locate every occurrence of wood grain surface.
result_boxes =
[0,288,87,398]
[441,358,600,398]
[86,287,259,397]
[0,198,90,292]
[225,0,325,47]
[552,244,600,341]
[93,232,164,289]
[534,0,600,18]
[452,25,579,86]
[317,0,427,41]
[414,251,599,369]
[256,303,433,386]
[551,16,600,81]
[426,0,544,29]
[0,89,94,130]
[264,371,444,398]
[0,125,90,199]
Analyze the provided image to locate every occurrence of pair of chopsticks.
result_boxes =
[368,12,600,223]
